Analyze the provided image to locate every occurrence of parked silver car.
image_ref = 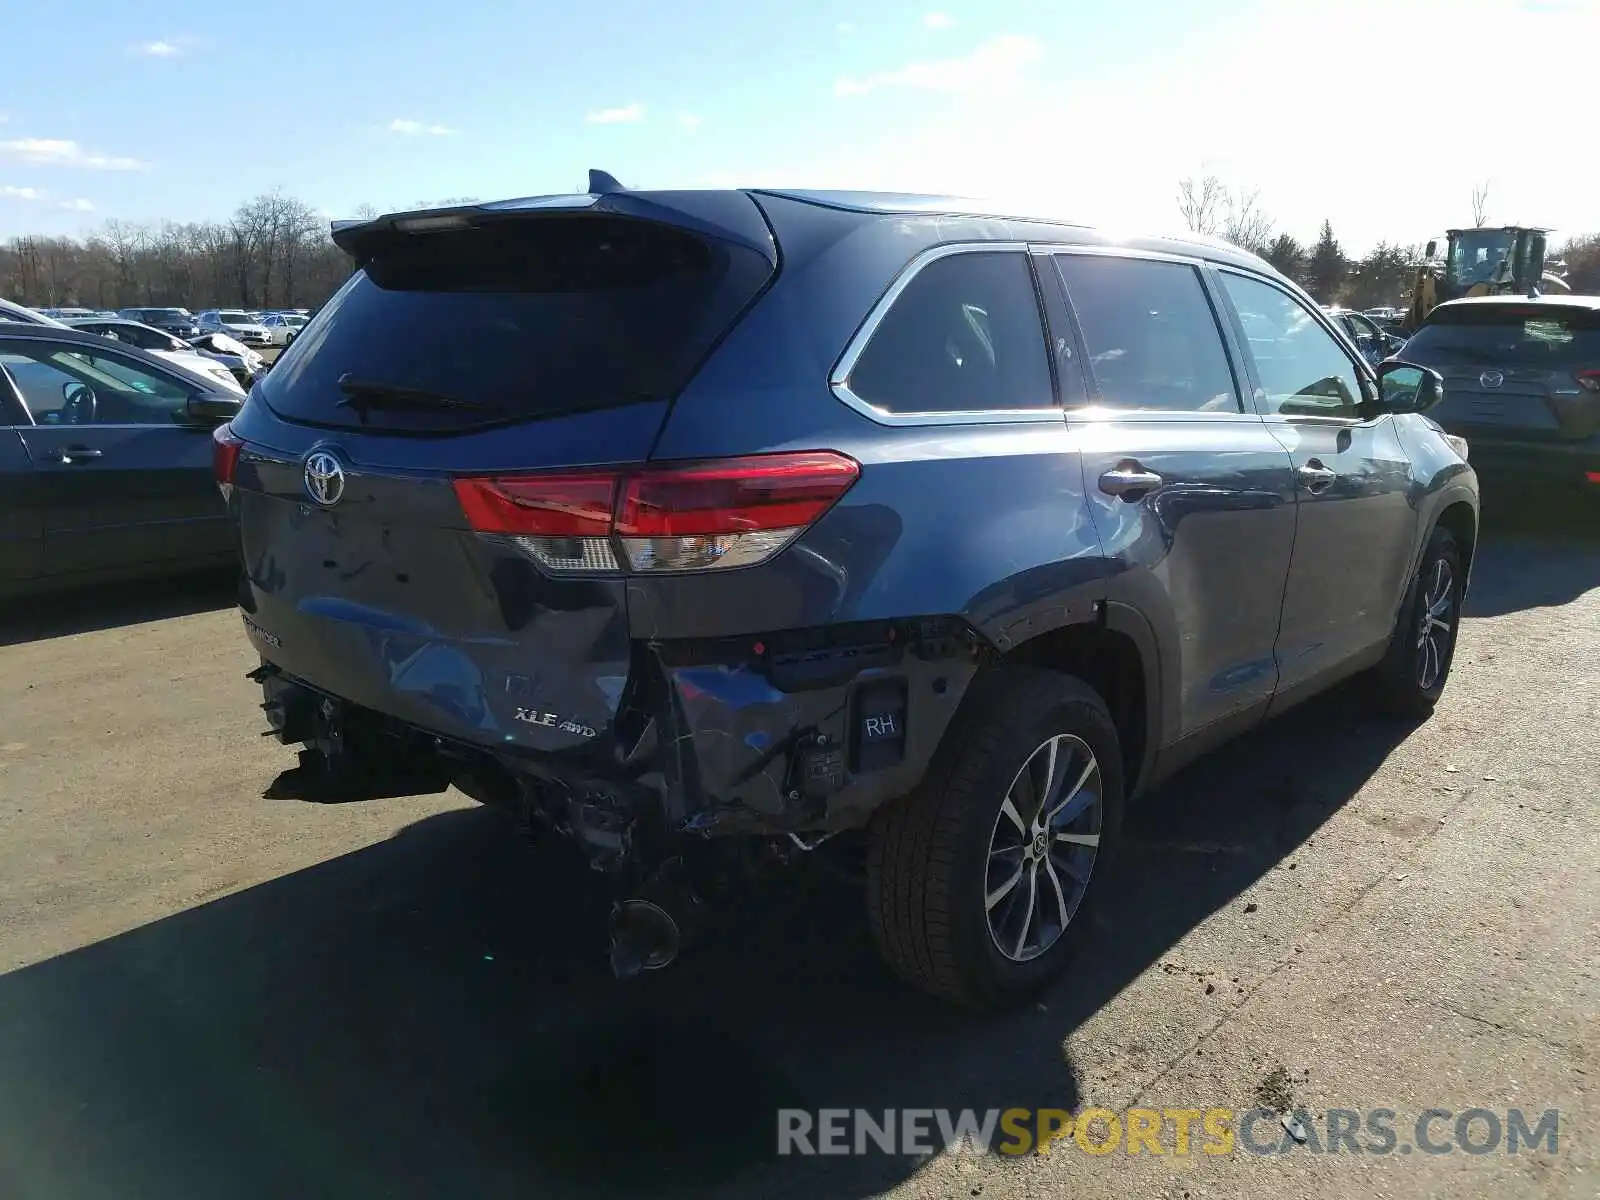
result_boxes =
[196,309,272,346]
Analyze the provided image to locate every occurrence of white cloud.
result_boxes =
[132,34,201,57]
[585,103,645,125]
[60,198,95,212]
[924,12,955,29]
[834,34,1042,98]
[722,0,1583,255]
[1,185,46,200]
[388,118,457,136]
[0,139,146,171]
[677,112,702,131]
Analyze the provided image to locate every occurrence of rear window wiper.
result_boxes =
[336,373,503,416]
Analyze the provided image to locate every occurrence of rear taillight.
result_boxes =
[1574,369,1600,393]
[452,451,861,574]
[212,425,244,498]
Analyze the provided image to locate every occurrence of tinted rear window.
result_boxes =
[259,215,775,432]
[1406,306,1600,366]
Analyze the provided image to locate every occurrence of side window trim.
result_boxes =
[1047,249,1253,420]
[0,361,32,426]
[1027,245,1093,410]
[1212,266,1375,424]
[829,242,1064,427]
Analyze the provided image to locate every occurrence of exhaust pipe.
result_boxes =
[608,861,705,979]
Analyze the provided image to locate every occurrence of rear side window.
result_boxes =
[845,251,1053,415]
[260,215,775,432]
[1405,305,1600,366]
[1053,255,1240,413]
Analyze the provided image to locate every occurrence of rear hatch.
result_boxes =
[224,192,778,754]
[1405,303,1600,443]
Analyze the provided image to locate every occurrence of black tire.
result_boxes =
[866,667,1124,1009]
[1369,524,1464,718]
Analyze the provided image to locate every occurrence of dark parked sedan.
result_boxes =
[1395,295,1600,493]
[0,321,244,597]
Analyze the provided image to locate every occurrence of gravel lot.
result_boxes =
[0,500,1594,1200]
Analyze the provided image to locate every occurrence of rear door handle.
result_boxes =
[1297,460,1337,494]
[1098,462,1164,501]
[59,445,103,463]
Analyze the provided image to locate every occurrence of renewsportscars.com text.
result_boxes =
[777,1106,1561,1158]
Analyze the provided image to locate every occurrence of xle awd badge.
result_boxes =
[303,451,346,507]
[514,707,597,739]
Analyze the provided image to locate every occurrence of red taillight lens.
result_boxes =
[615,452,862,537]
[453,451,861,574]
[1574,369,1600,394]
[212,425,244,495]
[452,472,618,537]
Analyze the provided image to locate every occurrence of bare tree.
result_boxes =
[1471,181,1490,228]
[1221,187,1274,256]
[1177,174,1226,236]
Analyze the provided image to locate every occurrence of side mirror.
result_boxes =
[185,392,243,423]
[1376,361,1443,414]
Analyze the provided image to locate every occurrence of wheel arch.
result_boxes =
[1000,603,1163,799]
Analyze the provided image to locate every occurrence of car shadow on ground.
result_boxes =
[0,680,1418,1200]
[0,569,236,647]
[1465,497,1600,618]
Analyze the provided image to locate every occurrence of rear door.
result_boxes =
[0,336,228,576]
[1402,303,1600,445]
[1214,270,1418,695]
[227,201,778,752]
[1047,249,1298,739]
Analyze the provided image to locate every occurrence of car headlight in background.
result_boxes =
[1443,434,1470,462]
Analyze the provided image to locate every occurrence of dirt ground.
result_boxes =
[0,501,1594,1200]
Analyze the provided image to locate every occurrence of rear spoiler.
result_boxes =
[330,172,778,268]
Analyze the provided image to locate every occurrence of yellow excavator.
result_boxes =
[1402,226,1571,333]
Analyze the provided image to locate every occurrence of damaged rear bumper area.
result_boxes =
[252,617,983,971]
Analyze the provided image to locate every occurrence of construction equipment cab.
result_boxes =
[1404,227,1569,333]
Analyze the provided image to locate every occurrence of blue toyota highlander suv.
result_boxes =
[215,177,1479,1007]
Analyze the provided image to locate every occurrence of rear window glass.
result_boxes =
[1056,255,1240,413]
[1407,306,1600,365]
[259,215,775,431]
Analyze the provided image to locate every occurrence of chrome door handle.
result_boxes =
[1098,462,1164,501]
[59,446,103,463]
[1298,460,1337,494]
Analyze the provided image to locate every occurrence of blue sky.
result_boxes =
[1,0,1594,252]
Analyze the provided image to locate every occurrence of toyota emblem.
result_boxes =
[303,450,346,507]
[1479,370,1504,389]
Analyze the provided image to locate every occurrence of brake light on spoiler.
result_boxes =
[452,451,861,574]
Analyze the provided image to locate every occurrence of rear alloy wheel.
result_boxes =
[1371,524,1464,717]
[985,734,1103,963]
[867,668,1123,1008]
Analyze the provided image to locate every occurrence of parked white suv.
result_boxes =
[260,312,307,346]
[197,309,272,346]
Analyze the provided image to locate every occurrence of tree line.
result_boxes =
[1177,173,1600,306]
[0,190,474,313]
[2,180,1597,312]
